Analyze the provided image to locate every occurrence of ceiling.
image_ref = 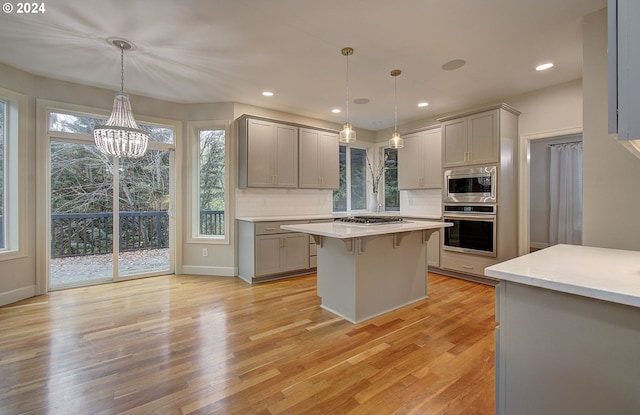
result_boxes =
[0,0,606,131]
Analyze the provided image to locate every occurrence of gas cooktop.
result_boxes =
[335,216,405,225]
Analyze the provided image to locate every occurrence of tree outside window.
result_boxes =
[198,129,225,237]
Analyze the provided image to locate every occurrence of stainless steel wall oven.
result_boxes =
[443,204,497,257]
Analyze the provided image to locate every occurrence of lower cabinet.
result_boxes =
[238,219,314,283]
[255,233,308,276]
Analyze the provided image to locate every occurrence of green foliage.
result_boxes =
[198,129,225,211]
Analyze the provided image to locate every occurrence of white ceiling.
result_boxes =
[0,0,606,131]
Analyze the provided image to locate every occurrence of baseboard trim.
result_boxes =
[180,265,237,277]
[429,266,499,286]
[0,285,36,306]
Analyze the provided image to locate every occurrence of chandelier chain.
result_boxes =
[120,44,125,94]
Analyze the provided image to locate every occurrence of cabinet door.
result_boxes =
[319,131,339,189]
[468,110,498,165]
[442,118,468,167]
[298,128,320,188]
[247,119,276,187]
[274,124,298,187]
[398,132,424,189]
[255,235,283,276]
[422,128,442,188]
[281,233,308,272]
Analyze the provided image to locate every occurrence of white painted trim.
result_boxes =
[180,265,237,277]
[518,126,582,255]
[0,285,36,306]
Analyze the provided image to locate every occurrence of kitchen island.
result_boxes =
[281,219,450,323]
[485,244,640,415]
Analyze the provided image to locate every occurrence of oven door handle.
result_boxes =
[443,214,495,221]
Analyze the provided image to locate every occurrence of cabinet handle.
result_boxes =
[461,265,473,270]
[319,176,322,186]
[272,175,277,185]
[280,237,286,248]
[264,227,276,231]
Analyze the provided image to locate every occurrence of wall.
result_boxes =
[582,8,640,250]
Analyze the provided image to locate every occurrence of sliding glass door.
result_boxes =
[47,110,175,289]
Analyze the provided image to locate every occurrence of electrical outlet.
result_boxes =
[202,248,208,257]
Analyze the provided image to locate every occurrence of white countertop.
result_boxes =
[485,244,640,308]
[280,219,450,239]
[236,213,442,222]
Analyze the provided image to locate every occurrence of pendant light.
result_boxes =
[93,39,149,158]
[339,47,356,143]
[389,69,404,149]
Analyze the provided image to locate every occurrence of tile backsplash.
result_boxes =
[236,188,333,217]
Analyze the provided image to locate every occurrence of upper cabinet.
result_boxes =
[298,128,339,189]
[398,127,442,189]
[238,117,298,188]
[608,0,640,158]
[439,104,520,168]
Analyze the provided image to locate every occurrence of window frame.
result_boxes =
[188,120,230,244]
[0,87,27,261]
[333,142,373,213]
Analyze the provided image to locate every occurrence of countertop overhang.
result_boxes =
[236,213,442,222]
[485,244,640,308]
[280,219,449,239]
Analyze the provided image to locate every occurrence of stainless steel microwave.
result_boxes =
[444,165,496,203]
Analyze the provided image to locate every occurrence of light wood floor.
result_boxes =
[0,273,496,415]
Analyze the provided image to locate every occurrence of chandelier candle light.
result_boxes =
[93,39,149,158]
[339,47,356,143]
[389,69,404,149]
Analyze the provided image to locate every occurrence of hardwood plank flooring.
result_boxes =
[0,273,496,415]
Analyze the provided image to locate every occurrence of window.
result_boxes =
[333,145,367,212]
[195,127,226,238]
[383,148,399,211]
[0,89,26,257]
[0,100,5,250]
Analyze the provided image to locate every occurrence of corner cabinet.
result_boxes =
[298,128,339,189]
[398,127,442,189]
[238,117,298,188]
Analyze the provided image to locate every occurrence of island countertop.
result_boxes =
[485,244,640,308]
[280,219,449,239]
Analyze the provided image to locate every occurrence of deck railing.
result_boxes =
[51,210,224,258]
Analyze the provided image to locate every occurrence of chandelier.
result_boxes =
[339,47,356,143]
[93,39,149,158]
[389,69,404,149]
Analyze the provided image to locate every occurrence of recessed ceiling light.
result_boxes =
[262,91,274,97]
[418,102,429,108]
[332,108,341,114]
[536,63,554,71]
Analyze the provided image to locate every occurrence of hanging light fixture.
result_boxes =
[339,47,356,143]
[389,69,404,149]
[93,39,149,158]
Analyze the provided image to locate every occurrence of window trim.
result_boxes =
[333,142,373,213]
[0,88,28,262]
[187,120,230,244]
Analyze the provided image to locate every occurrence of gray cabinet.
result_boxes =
[299,128,339,189]
[441,109,498,167]
[398,127,442,189]
[238,219,312,283]
[608,0,640,157]
[238,117,298,188]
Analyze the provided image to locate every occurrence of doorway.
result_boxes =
[47,110,175,289]
[529,134,583,251]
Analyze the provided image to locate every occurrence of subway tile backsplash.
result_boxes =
[236,188,333,217]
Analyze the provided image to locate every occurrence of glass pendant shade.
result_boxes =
[389,131,404,149]
[340,122,356,143]
[93,39,149,158]
[93,94,149,158]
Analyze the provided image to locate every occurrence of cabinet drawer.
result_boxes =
[255,220,308,235]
